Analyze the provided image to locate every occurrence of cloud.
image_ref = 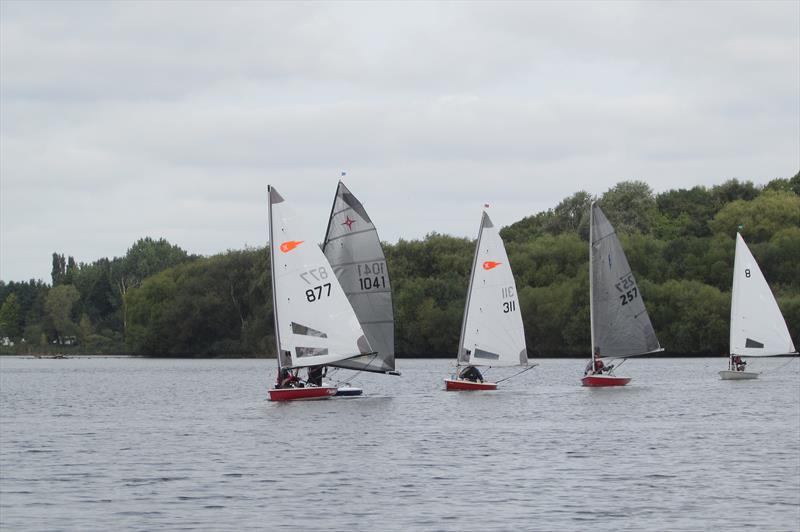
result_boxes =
[1,1,798,281]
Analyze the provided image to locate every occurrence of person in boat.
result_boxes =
[732,355,746,371]
[459,365,484,383]
[585,349,614,375]
[307,365,324,387]
[277,368,304,388]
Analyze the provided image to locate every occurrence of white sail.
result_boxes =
[730,233,797,357]
[590,203,661,359]
[457,210,527,368]
[268,186,373,369]
[322,181,395,373]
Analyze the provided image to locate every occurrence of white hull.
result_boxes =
[719,370,759,380]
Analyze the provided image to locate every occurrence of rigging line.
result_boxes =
[329,353,379,386]
[758,356,799,375]
[494,363,538,384]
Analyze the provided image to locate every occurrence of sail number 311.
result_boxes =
[502,286,517,313]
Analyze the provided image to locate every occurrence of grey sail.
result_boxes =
[590,203,661,358]
[322,181,395,373]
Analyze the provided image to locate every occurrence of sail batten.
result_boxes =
[730,233,796,357]
[590,203,661,359]
[268,185,373,369]
[322,181,395,373]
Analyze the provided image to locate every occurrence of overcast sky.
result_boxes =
[1,1,798,282]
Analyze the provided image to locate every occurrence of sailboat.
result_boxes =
[719,233,797,380]
[322,180,398,396]
[582,202,662,387]
[444,206,530,391]
[267,185,374,401]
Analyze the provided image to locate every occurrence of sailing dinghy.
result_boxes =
[267,186,374,401]
[583,202,662,387]
[719,233,797,380]
[322,181,398,396]
[445,207,530,391]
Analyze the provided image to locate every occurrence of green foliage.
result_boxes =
[126,248,269,356]
[44,285,80,343]
[600,181,658,234]
[0,293,23,339]
[710,191,800,242]
[3,176,798,357]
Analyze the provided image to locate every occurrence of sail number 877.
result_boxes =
[300,267,331,302]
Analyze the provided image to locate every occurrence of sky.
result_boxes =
[1,1,798,282]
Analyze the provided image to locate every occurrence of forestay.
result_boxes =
[590,203,661,358]
[322,181,395,373]
[268,186,373,369]
[730,233,797,357]
[457,210,527,368]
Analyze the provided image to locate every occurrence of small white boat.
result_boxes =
[266,186,375,401]
[446,205,531,391]
[720,233,797,380]
[583,202,663,387]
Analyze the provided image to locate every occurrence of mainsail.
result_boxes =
[322,181,395,373]
[457,210,527,368]
[268,185,373,369]
[730,233,797,357]
[590,202,661,358]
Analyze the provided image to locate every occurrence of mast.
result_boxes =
[589,201,596,366]
[321,179,342,254]
[268,186,283,373]
[456,208,487,373]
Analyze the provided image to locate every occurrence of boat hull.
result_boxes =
[268,386,337,401]
[719,370,759,380]
[444,378,497,391]
[335,386,363,396]
[581,374,631,387]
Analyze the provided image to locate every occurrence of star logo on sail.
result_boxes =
[342,216,356,231]
[483,261,502,270]
[279,241,304,253]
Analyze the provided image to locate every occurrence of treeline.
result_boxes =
[1,174,798,357]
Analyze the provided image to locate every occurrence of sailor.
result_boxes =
[459,365,484,382]
[307,365,324,387]
[278,368,303,388]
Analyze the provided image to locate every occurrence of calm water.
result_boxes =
[1,357,798,531]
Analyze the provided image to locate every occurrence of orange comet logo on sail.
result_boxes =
[279,241,304,253]
[483,261,502,270]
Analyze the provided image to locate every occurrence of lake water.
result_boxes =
[1,357,798,531]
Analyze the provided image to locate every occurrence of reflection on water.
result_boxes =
[1,357,798,531]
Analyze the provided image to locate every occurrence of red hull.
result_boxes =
[268,386,337,401]
[444,378,498,391]
[581,375,631,387]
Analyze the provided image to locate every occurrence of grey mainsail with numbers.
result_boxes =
[322,181,395,373]
[590,202,661,360]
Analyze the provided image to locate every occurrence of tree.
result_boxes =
[0,293,23,340]
[44,285,80,344]
[600,181,658,234]
[709,191,800,242]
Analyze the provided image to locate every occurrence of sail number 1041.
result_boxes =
[357,261,388,291]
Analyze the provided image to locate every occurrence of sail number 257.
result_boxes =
[615,273,638,306]
[300,267,332,303]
